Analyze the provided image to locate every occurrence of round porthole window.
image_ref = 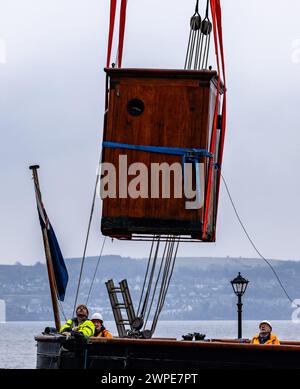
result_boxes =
[127,98,145,116]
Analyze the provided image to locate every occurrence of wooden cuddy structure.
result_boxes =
[101,68,223,241]
[35,335,300,369]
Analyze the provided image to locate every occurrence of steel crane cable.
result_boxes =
[184,0,212,70]
[148,238,175,330]
[184,1,201,69]
[138,234,180,333]
[155,239,177,316]
[142,236,171,328]
[151,238,179,333]
[139,236,161,319]
[194,0,211,70]
[143,236,178,332]
[137,235,157,316]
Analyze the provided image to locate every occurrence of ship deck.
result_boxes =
[35,335,300,369]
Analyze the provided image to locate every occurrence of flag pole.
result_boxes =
[29,165,61,331]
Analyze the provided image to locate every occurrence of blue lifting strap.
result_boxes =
[102,141,213,208]
[102,141,213,160]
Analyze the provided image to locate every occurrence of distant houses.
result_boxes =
[1,256,300,320]
[0,299,6,322]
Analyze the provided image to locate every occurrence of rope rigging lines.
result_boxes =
[85,236,107,306]
[72,156,102,317]
[221,173,300,308]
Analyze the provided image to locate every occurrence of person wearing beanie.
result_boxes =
[59,304,95,338]
[251,321,280,345]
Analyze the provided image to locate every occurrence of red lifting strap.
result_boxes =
[106,0,117,68]
[106,0,127,68]
[214,0,227,227]
[118,0,127,68]
[202,0,227,241]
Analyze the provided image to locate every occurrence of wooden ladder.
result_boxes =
[105,279,136,337]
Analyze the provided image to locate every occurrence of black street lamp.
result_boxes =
[230,272,249,339]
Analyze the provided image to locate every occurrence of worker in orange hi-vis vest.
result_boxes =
[251,321,280,345]
[91,313,113,338]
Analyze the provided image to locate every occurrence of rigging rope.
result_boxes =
[85,236,107,305]
[72,159,101,317]
[221,173,300,308]
[58,299,67,322]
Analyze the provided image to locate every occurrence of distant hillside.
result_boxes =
[1,256,300,321]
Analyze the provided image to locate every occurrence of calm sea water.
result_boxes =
[0,320,299,369]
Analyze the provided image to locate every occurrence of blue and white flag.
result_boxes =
[35,185,69,302]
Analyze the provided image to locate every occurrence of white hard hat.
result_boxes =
[91,313,103,322]
[259,320,272,330]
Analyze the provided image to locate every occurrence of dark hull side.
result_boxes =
[35,335,300,369]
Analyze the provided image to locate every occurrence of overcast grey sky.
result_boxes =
[0,0,300,265]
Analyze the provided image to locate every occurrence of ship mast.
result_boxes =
[29,165,61,331]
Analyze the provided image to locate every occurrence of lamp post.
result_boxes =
[230,272,249,339]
